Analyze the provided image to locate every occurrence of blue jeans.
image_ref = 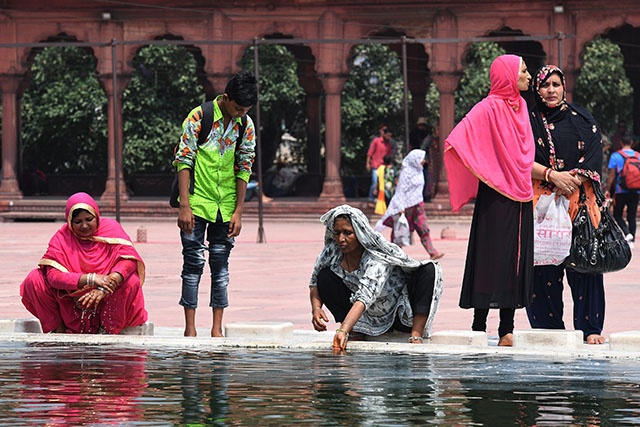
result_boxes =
[179,214,235,309]
[368,168,378,201]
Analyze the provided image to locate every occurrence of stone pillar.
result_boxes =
[100,74,129,201]
[431,72,461,197]
[306,92,322,175]
[0,74,23,200]
[318,74,346,202]
[411,90,427,122]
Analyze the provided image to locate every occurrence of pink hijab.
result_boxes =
[444,54,534,212]
[39,192,145,283]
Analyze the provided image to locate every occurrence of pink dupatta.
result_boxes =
[444,54,534,212]
[39,192,145,283]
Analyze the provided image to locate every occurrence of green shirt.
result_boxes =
[174,95,256,222]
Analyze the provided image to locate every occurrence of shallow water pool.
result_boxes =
[2,342,640,426]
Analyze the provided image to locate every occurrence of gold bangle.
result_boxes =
[336,327,349,339]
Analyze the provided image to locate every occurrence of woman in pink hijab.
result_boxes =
[444,54,534,346]
[20,192,148,334]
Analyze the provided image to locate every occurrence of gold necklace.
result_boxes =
[343,253,360,271]
[344,255,352,271]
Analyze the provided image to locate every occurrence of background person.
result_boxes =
[366,125,393,202]
[309,205,443,350]
[409,117,432,200]
[444,54,534,347]
[373,154,398,215]
[174,70,257,337]
[525,65,606,345]
[606,131,638,248]
[20,192,147,334]
[375,148,443,260]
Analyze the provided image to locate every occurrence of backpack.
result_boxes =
[169,101,247,207]
[618,150,640,191]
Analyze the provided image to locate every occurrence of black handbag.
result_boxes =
[565,183,632,274]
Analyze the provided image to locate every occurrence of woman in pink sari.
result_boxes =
[20,192,148,334]
[444,54,534,346]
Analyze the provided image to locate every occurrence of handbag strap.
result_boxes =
[578,181,607,209]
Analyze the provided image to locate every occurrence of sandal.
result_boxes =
[408,336,424,344]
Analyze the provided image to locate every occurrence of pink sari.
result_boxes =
[20,192,148,333]
[444,54,534,212]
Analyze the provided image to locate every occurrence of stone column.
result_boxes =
[100,74,129,201]
[306,92,322,175]
[0,74,23,199]
[431,72,461,197]
[318,74,346,202]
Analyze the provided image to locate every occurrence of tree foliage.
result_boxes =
[9,37,635,191]
[240,45,306,168]
[341,44,406,175]
[123,44,203,174]
[574,37,633,135]
[455,42,506,122]
[425,83,440,130]
[21,46,107,174]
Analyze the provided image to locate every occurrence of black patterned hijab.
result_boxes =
[530,65,603,181]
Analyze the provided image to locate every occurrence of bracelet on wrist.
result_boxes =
[336,327,349,339]
[96,285,109,294]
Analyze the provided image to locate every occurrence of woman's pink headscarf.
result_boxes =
[444,54,534,212]
[39,192,145,283]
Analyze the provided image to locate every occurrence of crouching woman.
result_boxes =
[309,204,443,350]
[20,192,148,334]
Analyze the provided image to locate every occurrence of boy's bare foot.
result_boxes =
[586,334,606,344]
[211,328,224,338]
[184,328,197,337]
[498,333,513,347]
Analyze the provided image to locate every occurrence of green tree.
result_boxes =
[455,42,506,122]
[341,44,405,176]
[574,37,633,135]
[21,46,107,174]
[241,44,306,169]
[123,44,203,174]
[425,82,440,129]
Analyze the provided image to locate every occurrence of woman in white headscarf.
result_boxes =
[375,149,444,260]
[309,204,443,350]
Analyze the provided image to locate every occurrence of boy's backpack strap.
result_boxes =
[170,100,215,208]
[187,100,214,195]
[197,100,214,146]
[234,115,247,157]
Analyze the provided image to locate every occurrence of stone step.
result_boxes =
[430,330,488,346]
[0,319,155,335]
[0,318,43,333]
[609,331,640,352]
[225,321,294,340]
[513,329,583,349]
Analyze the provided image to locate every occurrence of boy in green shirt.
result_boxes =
[174,70,257,337]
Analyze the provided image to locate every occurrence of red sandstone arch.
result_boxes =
[1,0,639,212]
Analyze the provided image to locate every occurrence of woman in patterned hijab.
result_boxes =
[308,204,443,350]
[526,64,606,345]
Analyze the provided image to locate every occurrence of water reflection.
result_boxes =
[0,344,639,425]
[15,343,147,425]
[180,351,230,425]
